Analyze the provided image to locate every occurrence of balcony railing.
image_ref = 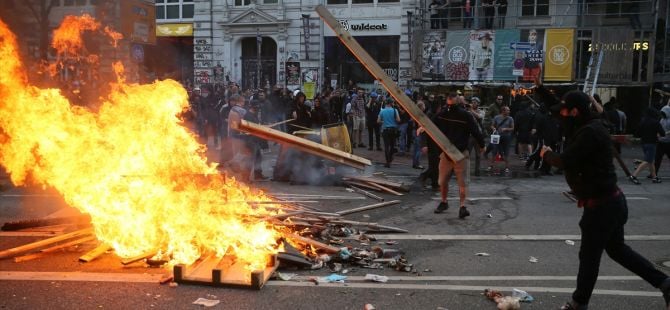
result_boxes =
[413,0,655,31]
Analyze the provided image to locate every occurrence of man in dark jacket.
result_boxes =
[431,92,485,218]
[540,90,670,310]
[365,92,382,151]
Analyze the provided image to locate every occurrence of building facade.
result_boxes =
[190,0,415,93]
[188,0,669,106]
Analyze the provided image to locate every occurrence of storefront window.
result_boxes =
[156,0,194,20]
[324,36,400,85]
[327,0,347,4]
[352,0,373,4]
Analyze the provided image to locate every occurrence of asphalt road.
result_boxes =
[1,143,669,310]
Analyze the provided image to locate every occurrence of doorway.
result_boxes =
[241,37,277,90]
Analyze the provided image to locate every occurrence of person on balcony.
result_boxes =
[496,0,507,28]
[482,0,495,29]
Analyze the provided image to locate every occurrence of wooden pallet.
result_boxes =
[174,254,278,290]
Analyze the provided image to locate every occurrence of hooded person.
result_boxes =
[541,90,670,310]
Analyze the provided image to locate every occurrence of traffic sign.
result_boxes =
[509,42,532,50]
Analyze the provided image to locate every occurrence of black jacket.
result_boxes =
[636,116,665,144]
[432,104,485,153]
[544,119,618,200]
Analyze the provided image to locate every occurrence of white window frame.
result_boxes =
[521,0,549,17]
[156,0,194,22]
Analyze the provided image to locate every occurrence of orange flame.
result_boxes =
[0,18,282,273]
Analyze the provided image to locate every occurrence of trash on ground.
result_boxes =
[475,252,491,257]
[168,282,178,288]
[512,288,534,303]
[364,304,376,310]
[317,273,347,283]
[329,262,343,273]
[529,256,539,263]
[364,274,389,283]
[276,272,297,281]
[487,213,493,218]
[192,298,220,307]
[565,240,575,246]
[484,289,521,310]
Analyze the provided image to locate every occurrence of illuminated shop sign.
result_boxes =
[588,41,649,52]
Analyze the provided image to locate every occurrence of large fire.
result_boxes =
[0,16,282,272]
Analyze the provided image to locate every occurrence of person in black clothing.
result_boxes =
[482,0,495,29]
[496,0,507,28]
[311,95,330,128]
[629,107,665,184]
[243,102,267,181]
[365,92,382,151]
[430,92,485,218]
[540,91,670,310]
[514,102,535,160]
[419,95,446,190]
[289,92,312,134]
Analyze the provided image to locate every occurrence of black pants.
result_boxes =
[382,128,397,164]
[430,14,440,29]
[654,142,670,175]
[573,192,668,305]
[420,149,440,187]
[484,8,495,29]
[368,123,381,149]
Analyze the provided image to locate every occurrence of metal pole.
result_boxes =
[257,28,262,90]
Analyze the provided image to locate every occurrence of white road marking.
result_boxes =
[0,271,163,283]
[431,197,513,201]
[290,275,641,281]
[266,282,661,297]
[353,234,670,241]
[1,271,657,298]
[0,194,58,197]
[0,231,61,237]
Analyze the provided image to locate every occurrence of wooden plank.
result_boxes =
[348,186,384,201]
[238,119,371,170]
[336,200,402,216]
[285,233,341,254]
[188,254,223,282]
[344,175,407,191]
[364,181,404,196]
[328,220,408,233]
[79,244,112,263]
[343,180,383,192]
[120,250,157,265]
[315,5,464,162]
[13,236,96,263]
[0,227,94,259]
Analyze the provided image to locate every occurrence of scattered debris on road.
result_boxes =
[529,256,539,263]
[192,298,220,307]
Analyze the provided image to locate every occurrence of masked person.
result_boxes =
[540,91,670,310]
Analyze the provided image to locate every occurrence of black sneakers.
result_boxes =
[458,206,470,219]
[560,300,588,310]
[434,202,448,213]
[653,177,663,184]
[629,175,641,185]
[661,278,670,310]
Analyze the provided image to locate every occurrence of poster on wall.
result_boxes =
[520,29,545,82]
[468,30,495,81]
[493,29,520,81]
[286,62,300,88]
[444,31,470,80]
[422,31,446,80]
[301,68,319,100]
[544,29,575,81]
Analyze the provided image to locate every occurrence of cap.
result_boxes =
[405,89,412,96]
[471,96,481,103]
[456,90,462,95]
[370,92,378,98]
[293,89,301,96]
[496,95,503,99]
[194,87,201,91]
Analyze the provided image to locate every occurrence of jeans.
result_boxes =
[398,123,408,153]
[572,192,668,305]
[367,123,381,149]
